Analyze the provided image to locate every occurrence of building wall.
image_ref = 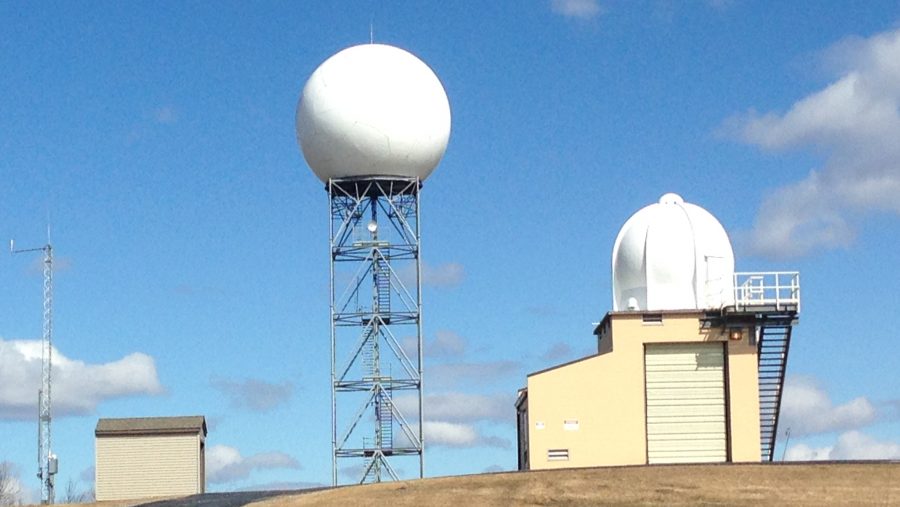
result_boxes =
[726,328,762,462]
[95,433,203,501]
[524,312,760,469]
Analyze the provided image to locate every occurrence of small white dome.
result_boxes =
[296,44,452,183]
[612,194,735,311]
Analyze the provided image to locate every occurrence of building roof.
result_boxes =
[95,416,207,437]
[527,353,601,378]
[515,388,528,410]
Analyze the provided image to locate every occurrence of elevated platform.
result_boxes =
[732,272,800,313]
[328,176,421,197]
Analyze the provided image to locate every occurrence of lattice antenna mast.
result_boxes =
[11,236,57,504]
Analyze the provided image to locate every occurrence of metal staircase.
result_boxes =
[757,315,794,461]
[729,271,801,461]
[358,392,394,485]
[360,444,382,484]
[362,330,375,377]
[374,256,391,316]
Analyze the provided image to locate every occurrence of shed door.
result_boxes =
[645,343,727,464]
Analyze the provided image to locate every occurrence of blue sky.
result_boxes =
[2,0,900,500]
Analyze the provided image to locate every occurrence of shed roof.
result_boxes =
[95,416,207,437]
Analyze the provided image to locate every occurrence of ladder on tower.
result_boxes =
[378,391,393,450]
[374,256,391,317]
[757,315,794,462]
[362,337,373,376]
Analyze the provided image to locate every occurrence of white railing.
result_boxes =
[733,272,800,313]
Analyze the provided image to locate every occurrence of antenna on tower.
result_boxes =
[11,236,57,504]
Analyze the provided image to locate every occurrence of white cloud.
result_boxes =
[780,375,877,437]
[421,421,510,449]
[831,431,900,459]
[429,360,521,389]
[206,445,301,485]
[424,421,479,447]
[403,330,467,359]
[423,262,464,287]
[429,330,466,357]
[727,27,900,257]
[0,338,163,419]
[393,392,510,423]
[550,0,602,20]
[783,442,831,461]
[210,377,294,412]
[785,431,900,461]
[338,463,367,481]
[398,261,465,288]
[392,392,512,450]
[421,262,465,287]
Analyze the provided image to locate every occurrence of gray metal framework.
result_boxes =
[328,177,424,485]
[12,240,56,504]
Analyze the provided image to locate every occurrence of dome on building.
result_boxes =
[611,193,735,312]
[296,43,452,183]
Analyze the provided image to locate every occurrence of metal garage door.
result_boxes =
[645,343,727,464]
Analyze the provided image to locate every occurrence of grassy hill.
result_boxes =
[55,462,899,506]
[249,462,899,507]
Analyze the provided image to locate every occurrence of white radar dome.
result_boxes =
[611,193,735,312]
[296,43,452,183]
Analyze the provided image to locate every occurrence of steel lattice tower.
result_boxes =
[328,177,424,485]
[12,240,56,504]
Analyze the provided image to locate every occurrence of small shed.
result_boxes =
[95,415,206,501]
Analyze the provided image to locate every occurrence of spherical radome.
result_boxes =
[611,193,736,312]
[296,44,452,183]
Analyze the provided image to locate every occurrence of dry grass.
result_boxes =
[248,462,900,507]
[51,499,174,507]
[47,463,900,506]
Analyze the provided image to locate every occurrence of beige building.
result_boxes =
[95,416,207,501]
[518,310,771,469]
[516,194,799,470]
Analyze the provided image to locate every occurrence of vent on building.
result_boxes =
[642,313,663,324]
[547,449,569,461]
